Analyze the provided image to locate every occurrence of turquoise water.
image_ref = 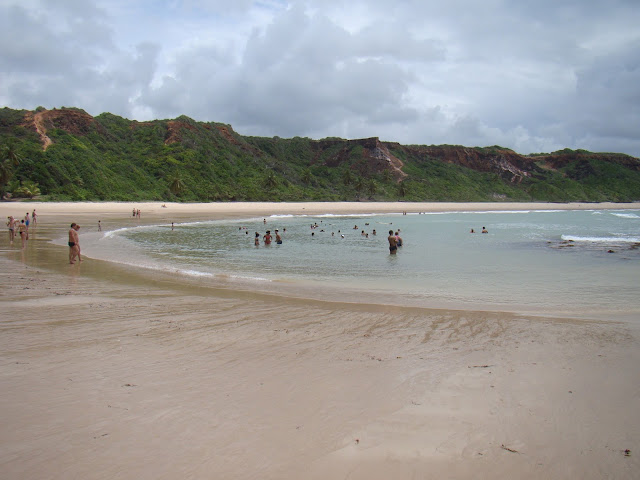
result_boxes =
[90,209,640,317]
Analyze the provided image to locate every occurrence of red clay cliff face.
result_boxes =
[22,108,101,150]
[17,108,639,181]
[164,120,196,145]
[315,137,407,182]
[407,145,531,183]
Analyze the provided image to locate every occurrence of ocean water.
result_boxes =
[83,209,640,318]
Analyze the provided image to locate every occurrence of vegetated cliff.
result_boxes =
[2,106,640,202]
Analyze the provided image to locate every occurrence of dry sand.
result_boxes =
[1,201,639,479]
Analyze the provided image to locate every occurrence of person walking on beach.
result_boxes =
[69,223,80,264]
[31,209,37,227]
[18,219,27,249]
[24,212,30,233]
[98,220,102,231]
[7,216,16,243]
[388,230,398,255]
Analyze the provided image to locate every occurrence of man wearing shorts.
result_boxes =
[388,230,397,254]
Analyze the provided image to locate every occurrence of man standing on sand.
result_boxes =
[69,223,80,264]
[7,216,15,243]
[388,230,397,255]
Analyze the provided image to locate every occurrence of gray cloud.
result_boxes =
[1,0,639,156]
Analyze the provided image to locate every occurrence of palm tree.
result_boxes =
[354,177,364,199]
[398,181,408,198]
[0,159,14,198]
[264,172,278,189]
[342,169,353,186]
[2,139,23,166]
[168,173,185,196]
[301,169,312,185]
[0,139,22,198]
[367,179,377,197]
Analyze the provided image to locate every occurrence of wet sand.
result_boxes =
[1,202,639,479]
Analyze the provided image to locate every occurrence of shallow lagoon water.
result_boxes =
[88,209,640,318]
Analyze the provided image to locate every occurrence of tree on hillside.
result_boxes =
[342,169,353,186]
[354,177,364,199]
[168,172,185,196]
[0,139,23,198]
[264,172,278,190]
[398,181,408,197]
[301,168,312,185]
[367,179,377,197]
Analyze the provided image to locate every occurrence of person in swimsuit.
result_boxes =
[7,216,15,243]
[395,231,403,247]
[388,230,397,254]
[263,230,272,245]
[69,223,80,264]
[31,209,37,227]
[18,220,27,249]
[275,229,282,244]
[254,232,260,246]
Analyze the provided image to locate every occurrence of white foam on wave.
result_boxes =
[561,234,640,243]
[610,212,640,219]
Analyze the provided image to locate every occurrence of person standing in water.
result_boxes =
[69,223,82,263]
[263,230,272,245]
[388,230,397,255]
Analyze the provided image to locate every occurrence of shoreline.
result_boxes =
[3,200,640,217]
[1,202,639,479]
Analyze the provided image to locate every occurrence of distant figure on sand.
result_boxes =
[69,223,80,263]
[388,230,397,255]
[98,220,102,232]
[32,209,37,227]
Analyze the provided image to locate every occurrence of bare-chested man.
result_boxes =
[388,229,398,255]
[7,216,15,243]
[68,223,80,264]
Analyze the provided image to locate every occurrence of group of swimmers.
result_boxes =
[256,229,283,245]
[470,227,489,233]
[6,210,36,249]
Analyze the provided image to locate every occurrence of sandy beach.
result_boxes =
[1,201,639,479]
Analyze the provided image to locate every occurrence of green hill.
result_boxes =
[1,106,639,202]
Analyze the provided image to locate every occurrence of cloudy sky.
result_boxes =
[1,0,639,156]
